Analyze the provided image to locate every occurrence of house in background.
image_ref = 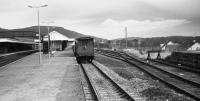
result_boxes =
[160,41,180,52]
[160,43,166,50]
[161,41,200,52]
[187,42,200,51]
[165,41,180,52]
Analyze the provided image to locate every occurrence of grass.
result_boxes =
[113,69,134,80]
[95,55,129,68]
[141,87,193,101]
[95,54,194,101]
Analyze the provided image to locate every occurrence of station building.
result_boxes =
[0,30,75,54]
[42,31,74,52]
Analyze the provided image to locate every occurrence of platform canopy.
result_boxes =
[0,38,37,44]
[0,31,38,39]
[43,31,74,41]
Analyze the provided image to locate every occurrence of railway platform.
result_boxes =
[0,47,84,101]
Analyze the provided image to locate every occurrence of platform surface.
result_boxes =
[0,47,84,101]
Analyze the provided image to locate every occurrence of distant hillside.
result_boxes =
[140,36,200,47]
[111,36,200,48]
[0,28,8,31]
[10,26,86,38]
[113,37,141,41]
[0,26,108,41]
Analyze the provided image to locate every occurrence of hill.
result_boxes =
[139,36,200,47]
[113,37,141,41]
[111,36,200,48]
[10,26,86,38]
[0,28,8,31]
[0,26,109,41]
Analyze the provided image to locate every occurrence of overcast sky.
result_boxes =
[0,0,200,39]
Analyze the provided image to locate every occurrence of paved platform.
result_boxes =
[0,47,84,101]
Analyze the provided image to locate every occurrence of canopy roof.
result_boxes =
[0,38,37,44]
[43,31,74,41]
[0,31,38,39]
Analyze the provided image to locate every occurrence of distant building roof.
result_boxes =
[179,41,195,50]
[167,41,179,45]
[160,41,180,50]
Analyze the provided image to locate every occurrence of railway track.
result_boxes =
[96,49,200,101]
[79,62,135,101]
[151,59,200,74]
[79,63,99,101]
[0,50,37,71]
[118,52,200,87]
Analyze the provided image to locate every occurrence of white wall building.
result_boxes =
[187,42,200,51]
[43,31,74,51]
[160,41,180,51]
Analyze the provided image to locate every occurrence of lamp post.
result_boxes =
[28,4,48,64]
[42,21,54,58]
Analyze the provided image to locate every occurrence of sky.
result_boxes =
[0,0,200,39]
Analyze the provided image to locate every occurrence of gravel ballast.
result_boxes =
[94,54,194,101]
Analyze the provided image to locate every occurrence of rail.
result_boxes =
[0,50,37,68]
[80,63,101,101]
[80,61,135,101]
[97,49,200,101]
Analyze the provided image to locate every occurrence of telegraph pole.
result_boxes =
[125,27,128,49]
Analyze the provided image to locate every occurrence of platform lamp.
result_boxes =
[28,4,48,64]
[42,21,54,58]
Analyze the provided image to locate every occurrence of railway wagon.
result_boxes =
[166,51,200,69]
[74,37,94,63]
